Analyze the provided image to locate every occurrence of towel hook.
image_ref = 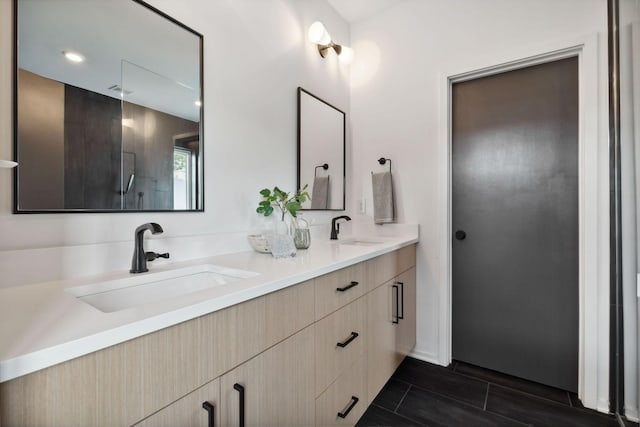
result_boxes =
[378,157,391,173]
[315,163,329,177]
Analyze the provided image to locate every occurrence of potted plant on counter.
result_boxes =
[253,185,311,257]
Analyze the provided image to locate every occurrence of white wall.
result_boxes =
[0,0,351,288]
[349,0,610,411]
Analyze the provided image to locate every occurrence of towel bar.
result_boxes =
[377,157,391,173]
[315,163,329,177]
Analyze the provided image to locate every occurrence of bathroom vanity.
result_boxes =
[0,233,417,426]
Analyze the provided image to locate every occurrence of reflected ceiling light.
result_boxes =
[0,160,17,169]
[194,100,202,107]
[308,21,353,63]
[63,50,85,63]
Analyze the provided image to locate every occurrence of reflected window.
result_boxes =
[173,146,194,210]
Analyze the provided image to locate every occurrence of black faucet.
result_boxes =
[330,215,351,240]
[130,222,169,273]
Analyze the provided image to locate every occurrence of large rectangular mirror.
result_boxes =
[297,87,345,211]
[14,0,203,212]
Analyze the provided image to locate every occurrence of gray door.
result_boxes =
[452,57,579,392]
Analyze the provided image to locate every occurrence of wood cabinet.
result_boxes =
[315,297,366,396]
[366,266,416,403]
[135,378,219,427]
[315,358,367,427]
[0,245,416,427]
[219,326,315,426]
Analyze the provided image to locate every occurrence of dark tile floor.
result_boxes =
[357,357,636,427]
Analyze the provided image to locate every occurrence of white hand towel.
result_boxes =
[372,171,395,224]
[310,176,330,209]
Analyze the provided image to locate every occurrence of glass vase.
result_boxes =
[291,214,311,249]
[266,217,296,258]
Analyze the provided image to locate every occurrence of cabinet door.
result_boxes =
[219,326,315,426]
[396,267,416,358]
[135,378,219,427]
[366,280,398,403]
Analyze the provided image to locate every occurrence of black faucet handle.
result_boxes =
[145,251,170,261]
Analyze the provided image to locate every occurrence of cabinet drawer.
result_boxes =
[315,358,367,427]
[200,279,314,381]
[365,244,416,292]
[315,262,366,320]
[315,297,366,396]
[135,378,219,427]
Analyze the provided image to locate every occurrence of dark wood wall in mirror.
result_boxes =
[14,0,204,212]
[297,87,346,211]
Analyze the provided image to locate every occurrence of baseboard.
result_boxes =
[624,406,639,423]
[408,349,442,366]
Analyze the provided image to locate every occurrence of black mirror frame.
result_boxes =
[12,0,205,213]
[296,87,346,211]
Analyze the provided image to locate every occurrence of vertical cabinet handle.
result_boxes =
[233,383,245,427]
[201,401,215,427]
[396,281,404,320]
[337,396,360,419]
[336,331,359,348]
[336,281,359,292]
[392,284,399,324]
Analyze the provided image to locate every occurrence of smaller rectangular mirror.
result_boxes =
[297,87,345,211]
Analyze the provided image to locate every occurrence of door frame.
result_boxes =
[436,34,609,412]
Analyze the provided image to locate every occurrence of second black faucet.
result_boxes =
[330,215,351,240]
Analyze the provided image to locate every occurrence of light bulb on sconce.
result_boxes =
[308,21,353,63]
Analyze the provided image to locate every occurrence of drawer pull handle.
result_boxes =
[336,281,359,292]
[396,281,404,320]
[336,331,359,348]
[202,401,215,427]
[233,383,245,427]
[392,284,399,324]
[337,395,359,419]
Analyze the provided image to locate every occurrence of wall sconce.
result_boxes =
[308,21,353,63]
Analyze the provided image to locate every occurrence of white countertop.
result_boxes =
[0,228,418,383]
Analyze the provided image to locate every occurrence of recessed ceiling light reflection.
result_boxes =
[195,100,202,107]
[63,51,85,63]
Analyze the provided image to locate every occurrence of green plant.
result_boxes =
[256,185,310,221]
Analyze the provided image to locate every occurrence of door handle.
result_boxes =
[336,281,359,292]
[455,230,466,240]
[396,281,404,320]
[233,383,245,427]
[337,396,359,419]
[336,331,359,348]
[202,401,215,427]
[392,284,399,324]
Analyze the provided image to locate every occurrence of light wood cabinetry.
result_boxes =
[366,266,416,403]
[315,262,366,320]
[315,297,366,396]
[135,378,219,427]
[0,245,416,427]
[315,358,367,427]
[365,244,416,292]
[219,326,316,427]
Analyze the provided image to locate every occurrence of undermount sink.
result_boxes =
[66,264,259,313]
[336,237,385,246]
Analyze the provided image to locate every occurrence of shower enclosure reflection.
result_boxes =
[14,0,203,212]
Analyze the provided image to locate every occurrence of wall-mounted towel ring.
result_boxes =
[378,157,391,173]
[315,163,329,177]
